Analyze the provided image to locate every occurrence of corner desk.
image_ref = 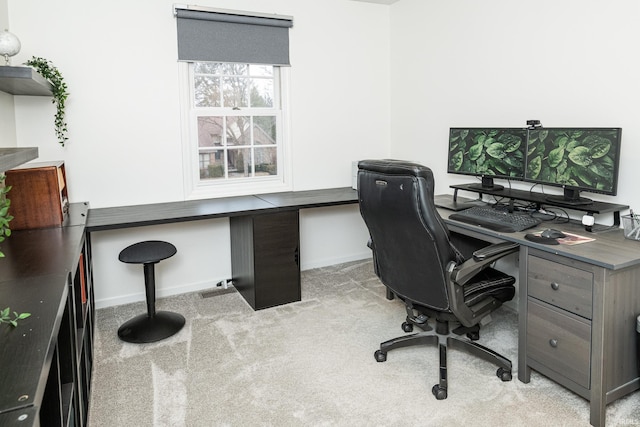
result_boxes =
[85,188,640,426]
[438,206,640,427]
[86,188,359,310]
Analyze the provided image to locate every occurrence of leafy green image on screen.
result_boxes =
[525,128,621,196]
[448,128,527,179]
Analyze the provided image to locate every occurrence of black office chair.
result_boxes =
[357,159,519,399]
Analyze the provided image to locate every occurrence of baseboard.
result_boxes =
[96,253,373,309]
[94,278,226,309]
[301,251,371,271]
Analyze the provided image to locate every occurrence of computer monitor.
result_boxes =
[447,127,527,190]
[525,128,622,205]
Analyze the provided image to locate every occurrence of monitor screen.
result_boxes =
[525,128,622,205]
[447,127,527,190]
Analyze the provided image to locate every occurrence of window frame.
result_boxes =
[179,62,292,200]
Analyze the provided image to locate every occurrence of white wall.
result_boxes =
[389,0,640,225]
[0,0,16,147]
[5,0,388,307]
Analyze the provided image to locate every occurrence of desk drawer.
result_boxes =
[527,299,591,389]
[527,255,593,318]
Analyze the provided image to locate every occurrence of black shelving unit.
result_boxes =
[0,203,94,426]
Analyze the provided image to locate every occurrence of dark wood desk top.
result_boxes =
[86,187,359,232]
[0,274,68,414]
[256,187,359,209]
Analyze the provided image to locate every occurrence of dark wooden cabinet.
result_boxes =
[0,203,94,426]
[4,161,68,230]
[230,210,301,310]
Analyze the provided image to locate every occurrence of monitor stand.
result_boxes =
[467,176,504,191]
[434,194,485,211]
[545,188,593,206]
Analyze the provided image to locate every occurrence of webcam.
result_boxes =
[527,119,542,129]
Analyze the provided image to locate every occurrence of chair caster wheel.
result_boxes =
[497,367,512,382]
[432,384,447,400]
[402,322,413,332]
[374,350,387,362]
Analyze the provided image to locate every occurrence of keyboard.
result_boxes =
[449,205,542,233]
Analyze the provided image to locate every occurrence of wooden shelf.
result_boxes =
[0,66,53,96]
[0,147,39,173]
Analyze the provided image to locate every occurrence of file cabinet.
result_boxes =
[520,247,640,427]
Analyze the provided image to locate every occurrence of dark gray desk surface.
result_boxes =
[440,208,640,271]
[86,187,359,232]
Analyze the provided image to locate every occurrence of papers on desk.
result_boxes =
[529,230,595,245]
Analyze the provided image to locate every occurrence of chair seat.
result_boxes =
[119,240,177,264]
[463,267,516,306]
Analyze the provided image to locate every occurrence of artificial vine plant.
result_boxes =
[0,307,31,327]
[0,173,12,258]
[0,176,27,327]
[25,56,69,146]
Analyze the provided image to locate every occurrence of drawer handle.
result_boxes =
[549,339,558,348]
[550,282,560,291]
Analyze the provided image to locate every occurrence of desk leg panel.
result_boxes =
[518,246,531,383]
[230,211,301,310]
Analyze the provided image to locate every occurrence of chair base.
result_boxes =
[374,319,512,399]
[118,311,186,344]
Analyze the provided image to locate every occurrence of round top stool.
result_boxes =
[117,240,185,344]
[119,240,177,265]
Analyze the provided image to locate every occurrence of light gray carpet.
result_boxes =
[87,260,640,426]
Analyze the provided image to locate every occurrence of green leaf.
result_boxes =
[566,139,580,151]
[547,146,565,168]
[450,151,463,171]
[589,140,611,159]
[589,163,613,180]
[16,312,31,320]
[555,136,569,149]
[486,143,506,159]
[574,166,594,185]
[468,143,484,161]
[568,146,592,166]
[491,160,508,174]
[527,156,542,179]
[497,133,522,153]
[538,130,548,142]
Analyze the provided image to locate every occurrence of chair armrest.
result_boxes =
[451,241,519,286]
[472,241,520,262]
[446,241,519,327]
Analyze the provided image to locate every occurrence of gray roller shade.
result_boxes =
[176,7,293,66]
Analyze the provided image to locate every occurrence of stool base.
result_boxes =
[118,311,185,343]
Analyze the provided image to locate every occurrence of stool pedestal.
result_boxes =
[118,311,185,343]
[117,240,185,344]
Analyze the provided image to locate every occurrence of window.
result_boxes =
[181,62,291,198]
[174,6,293,199]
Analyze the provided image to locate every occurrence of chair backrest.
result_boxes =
[357,159,461,312]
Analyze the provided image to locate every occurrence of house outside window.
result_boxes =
[181,62,291,198]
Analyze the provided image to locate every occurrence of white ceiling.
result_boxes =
[350,0,400,5]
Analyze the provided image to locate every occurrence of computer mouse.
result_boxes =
[541,228,566,239]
